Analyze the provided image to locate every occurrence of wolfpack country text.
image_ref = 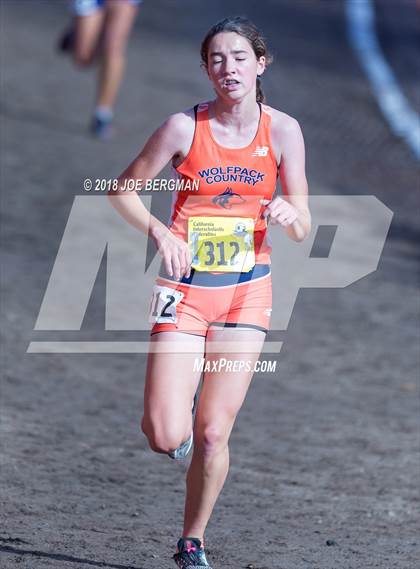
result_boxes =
[198,166,266,186]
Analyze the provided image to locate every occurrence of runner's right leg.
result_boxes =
[73,8,105,67]
[141,332,205,454]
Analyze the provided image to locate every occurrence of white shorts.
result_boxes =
[72,0,142,17]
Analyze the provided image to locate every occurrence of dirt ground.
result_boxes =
[1,1,419,568]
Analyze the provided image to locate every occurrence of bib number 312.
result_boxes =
[148,285,184,324]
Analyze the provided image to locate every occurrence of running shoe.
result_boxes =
[57,28,75,53]
[90,115,114,140]
[173,537,212,568]
[168,393,197,460]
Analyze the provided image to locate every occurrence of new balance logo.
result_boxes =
[252,146,269,157]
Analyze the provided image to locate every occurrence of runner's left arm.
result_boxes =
[264,115,311,242]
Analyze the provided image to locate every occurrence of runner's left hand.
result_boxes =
[260,197,299,226]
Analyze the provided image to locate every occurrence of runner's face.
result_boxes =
[206,32,266,101]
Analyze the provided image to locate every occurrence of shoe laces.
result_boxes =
[178,537,202,552]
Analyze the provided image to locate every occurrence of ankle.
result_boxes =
[94,105,114,121]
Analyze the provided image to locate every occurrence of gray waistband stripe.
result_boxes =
[210,322,268,333]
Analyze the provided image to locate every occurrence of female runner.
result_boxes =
[109,16,311,569]
[59,0,142,138]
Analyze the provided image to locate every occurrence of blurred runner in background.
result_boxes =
[58,0,142,138]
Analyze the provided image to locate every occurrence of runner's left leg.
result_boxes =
[181,326,267,543]
[96,0,139,110]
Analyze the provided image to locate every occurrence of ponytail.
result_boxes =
[256,76,265,103]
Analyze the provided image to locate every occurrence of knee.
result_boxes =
[73,51,95,67]
[195,424,227,456]
[102,38,126,59]
[140,417,186,454]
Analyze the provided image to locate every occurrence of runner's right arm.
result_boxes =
[108,111,195,279]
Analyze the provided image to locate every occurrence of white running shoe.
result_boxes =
[168,393,197,460]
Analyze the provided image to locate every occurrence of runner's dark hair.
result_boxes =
[200,16,273,103]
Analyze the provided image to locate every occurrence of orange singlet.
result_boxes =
[169,101,278,264]
[149,101,278,337]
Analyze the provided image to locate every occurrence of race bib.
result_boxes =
[188,216,255,272]
[148,285,184,324]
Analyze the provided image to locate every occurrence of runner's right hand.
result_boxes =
[151,226,192,280]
